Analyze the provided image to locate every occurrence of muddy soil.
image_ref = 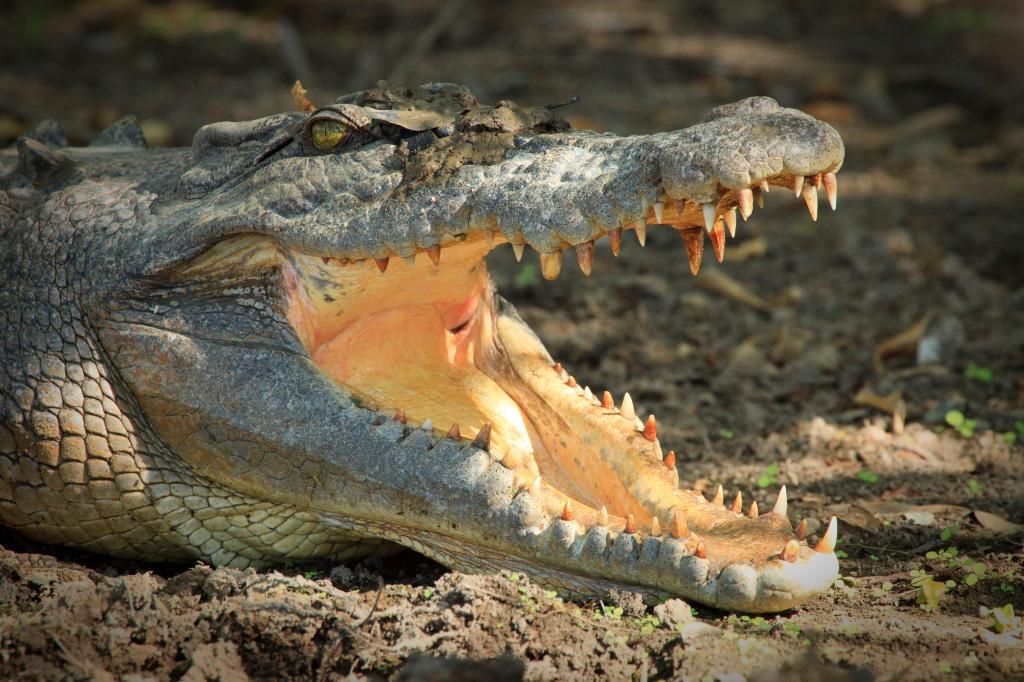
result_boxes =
[1,1,1023,679]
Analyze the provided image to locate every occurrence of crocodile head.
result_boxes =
[3,83,844,612]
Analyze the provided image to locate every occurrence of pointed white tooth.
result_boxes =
[802,184,819,222]
[653,201,664,224]
[421,419,433,431]
[702,203,717,234]
[816,516,838,553]
[404,255,416,267]
[773,485,788,517]
[599,506,609,526]
[736,188,754,220]
[651,517,662,536]
[512,243,525,262]
[635,223,647,246]
[620,392,636,421]
[793,175,804,198]
[759,179,770,193]
[640,196,650,219]
[723,207,737,238]
[634,416,644,431]
[823,172,838,210]
[531,475,543,497]
[583,386,594,402]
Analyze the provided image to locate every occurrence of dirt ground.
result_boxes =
[2,1,1023,679]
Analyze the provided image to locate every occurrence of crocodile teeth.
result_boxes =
[730,491,743,514]
[576,242,595,276]
[561,499,574,521]
[634,223,647,246]
[394,410,407,424]
[566,375,578,388]
[608,227,622,256]
[625,514,637,534]
[620,392,635,421]
[813,172,823,189]
[540,251,564,280]
[793,175,805,197]
[599,506,609,526]
[815,516,838,553]
[796,518,808,541]
[737,188,754,220]
[421,418,433,431]
[702,202,717,234]
[680,227,704,276]
[601,390,614,409]
[759,179,770,193]
[473,422,492,450]
[663,450,676,471]
[530,475,543,497]
[695,541,707,559]
[653,201,664,224]
[651,516,662,536]
[755,187,765,208]
[374,257,390,273]
[773,485,787,517]
[723,207,737,239]
[712,484,724,506]
[446,423,461,440]
[823,171,838,210]
[802,183,819,222]
[583,386,594,402]
[427,245,441,266]
[709,220,726,263]
[670,509,688,539]
[781,539,800,562]
[511,242,525,262]
[748,500,759,518]
[403,255,416,267]
[643,415,657,441]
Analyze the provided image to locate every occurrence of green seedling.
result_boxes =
[980,604,1019,634]
[637,614,661,634]
[964,362,993,383]
[1006,432,1018,445]
[966,479,983,496]
[593,601,624,621]
[944,410,976,438]
[420,587,433,599]
[781,622,803,638]
[870,580,894,599]
[856,469,879,484]
[718,429,735,440]
[756,463,779,488]
[940,523,960,543]
[911,569,955,611]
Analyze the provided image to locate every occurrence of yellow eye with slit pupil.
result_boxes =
[311,120,348,149]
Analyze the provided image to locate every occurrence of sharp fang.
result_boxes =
[643,415,657,442]
[815,516,838,553]
[773,485,788,517]
[625,514,637,534]
[620,392,636,421]
[484,230,495,246]
[567,375,578,388]
[737,188,754,220]
[796,518,808,541]
[394,410,407,424]
[374,257,390,273]
[680,227,704,276]
[512,243,525,262]
[813,173,823,189]
[446,423,461,440]
[421,418,433,432]
[601,391,615,409]
[755,187,765,209]
[540,250,564,280]
[802,184,819,221]
[427,245,441,265]
[403,255,416,267]
[709,220,726,263]
[702,202,717,234]
[635,223,647,246]
[576,241,595,276]
[671,509,688,539]
[730,491,743,514]
[793,175,804,197]
[473,422,492,450]
[759,179,770,193]
[781,539,800,562]
[599,506,609,526]
[608,227,622,257]
[723,207,737,239]
[748,500,758,518]
[583,386,594,402]
[561,499,574,521]
[695,541,707,559]
[653,201,664,224]
[663,450,676,471]
[712,484,724,506]
[502,448,522,469]
[651,516,662,536]
[823,171,838,210]
[531,475,543,497]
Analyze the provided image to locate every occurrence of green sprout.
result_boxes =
[980,604,1019,634]
[944,410,976,438]
[756,463,779,488]
[967,479,983,496]
[593,602,624,621]
[911,569,954,611]
[940,524,960,543]
[638,614,661,635]
[856,469,879,484]
[964,362,993,383]
[717,429,735,440]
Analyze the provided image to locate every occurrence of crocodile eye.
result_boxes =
[311,120,349,150]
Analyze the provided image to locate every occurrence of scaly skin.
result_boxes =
[0,83,844,612]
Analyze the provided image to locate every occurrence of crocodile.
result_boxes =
[0,83,844,613]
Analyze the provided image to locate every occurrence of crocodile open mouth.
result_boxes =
[281,172,840,608]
